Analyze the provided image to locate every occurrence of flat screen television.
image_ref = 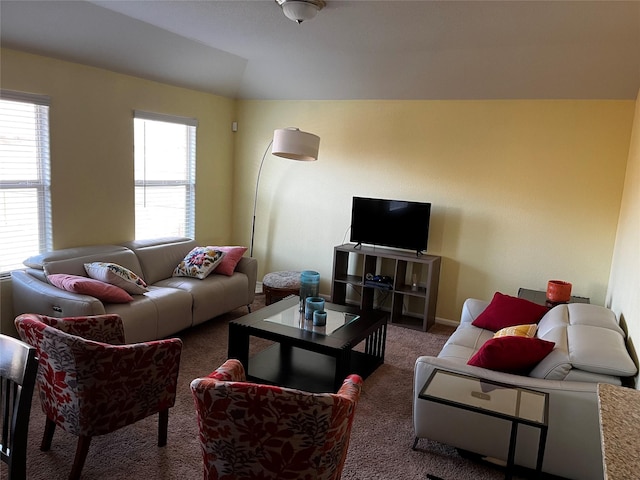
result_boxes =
[350,197,431,254]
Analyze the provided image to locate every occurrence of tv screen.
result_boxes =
[350,197,431,254]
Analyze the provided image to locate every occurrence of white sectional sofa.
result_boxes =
[11,237,257,343]
[413,297,638,480]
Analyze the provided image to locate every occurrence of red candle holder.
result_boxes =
[546,280,572,303]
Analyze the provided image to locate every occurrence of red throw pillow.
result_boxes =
[48,274,134,303]
[472,292,549,332]
[211,246,247,276]
[468,336,555,374]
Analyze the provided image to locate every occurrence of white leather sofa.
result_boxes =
[413,298,638,480]
[11,237,257,343]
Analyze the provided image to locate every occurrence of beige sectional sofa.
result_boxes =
[413,297,638,480]
[11,237,257,343]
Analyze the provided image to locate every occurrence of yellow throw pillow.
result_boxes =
[493,323,538,339]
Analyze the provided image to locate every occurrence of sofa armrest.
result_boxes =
[460,298,490,325]
[11,270,107,318]
[235,257,257,304]
[413,356,603,480]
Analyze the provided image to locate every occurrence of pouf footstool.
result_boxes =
[263,271,301,305]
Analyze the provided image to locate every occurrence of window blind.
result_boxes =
[0,91,52,274]
[133,111,196,240]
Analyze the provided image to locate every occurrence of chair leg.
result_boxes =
[158,409,169,447]
[69,436,92,480]
[41,418,56,451]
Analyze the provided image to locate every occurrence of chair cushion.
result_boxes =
[472,292,549,332]
[263,270,301,289]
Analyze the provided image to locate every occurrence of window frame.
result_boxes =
[0,90,52,275]
[133,110,197,240]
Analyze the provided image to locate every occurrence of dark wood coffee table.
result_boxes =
[228,295,387,393]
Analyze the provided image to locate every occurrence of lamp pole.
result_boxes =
[250,140,274,258]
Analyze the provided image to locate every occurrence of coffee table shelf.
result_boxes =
[247,344,381,393]
[228,296,387,393]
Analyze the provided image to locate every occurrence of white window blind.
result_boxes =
[134,111,197,240]
[0,91,52,274]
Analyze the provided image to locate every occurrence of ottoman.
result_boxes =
[263,271,301,305]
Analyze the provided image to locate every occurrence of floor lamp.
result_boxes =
[250,128,321,257]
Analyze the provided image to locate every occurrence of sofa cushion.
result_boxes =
[23,245,129,269]
[211,246,248,276]
[493,324,537,338]
[84,262,149,294]
[439,324,494,362]
[122,237,196,285]
[467,336,555,374]
[536,305,569,338]
[173,247,225,280]
[567,303,624,335]
[529,325,572,380]
[40,246,143,279]
[568,325,637,377]
[472,292,549,332]
[48,274,134,303]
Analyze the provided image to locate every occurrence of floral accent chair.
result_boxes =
[190,359,363,480]
[14,313,183,480]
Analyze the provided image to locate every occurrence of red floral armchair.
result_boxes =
[14,313,182,480]
[190,359,363,480]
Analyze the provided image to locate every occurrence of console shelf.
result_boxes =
[330,244,441,331]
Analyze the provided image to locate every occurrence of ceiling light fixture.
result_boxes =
[276,0,326,24]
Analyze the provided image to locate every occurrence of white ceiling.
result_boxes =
[1,0,639,100]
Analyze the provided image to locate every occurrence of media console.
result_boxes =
[330,243,441,331]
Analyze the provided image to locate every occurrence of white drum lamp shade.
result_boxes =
[272,128,320,161]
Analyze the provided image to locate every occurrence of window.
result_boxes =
[133,111,197,240]
[0,91,52,274]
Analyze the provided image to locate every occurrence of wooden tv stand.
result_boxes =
[330,244,441,331]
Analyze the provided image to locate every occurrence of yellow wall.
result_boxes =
[0,48,236,247]
[607,89,640,387]
[233,100,635,322]
[0,48,236,332]
[1,48,636,330]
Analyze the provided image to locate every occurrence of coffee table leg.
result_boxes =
[228,323,250,370]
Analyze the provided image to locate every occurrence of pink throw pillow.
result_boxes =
[211,246,247,276]
[468,336,555,374]
[472,292,549,332]
[48,274,134,303]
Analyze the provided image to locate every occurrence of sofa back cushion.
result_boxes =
[566,303,624,335]
[568,325,637,377]
[533,303,637,380]
[529,326,572,380]
[122,237,197,285]
[37,246,143,280]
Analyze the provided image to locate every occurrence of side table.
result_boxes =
[416,369,549,480]
[517,287,589,308]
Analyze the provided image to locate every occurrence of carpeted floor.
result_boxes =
[17,294,534,480]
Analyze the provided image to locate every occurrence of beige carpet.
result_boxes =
[17,295,535,480]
